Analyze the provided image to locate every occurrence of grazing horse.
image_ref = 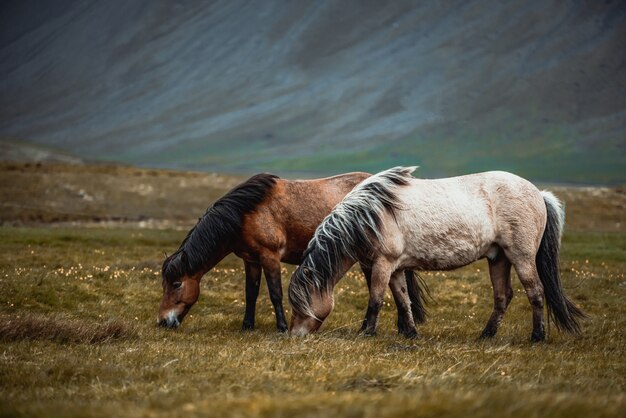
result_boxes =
[288,166,586,341]
[157,172,428,333]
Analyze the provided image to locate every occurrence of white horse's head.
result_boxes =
[288,265,336,335]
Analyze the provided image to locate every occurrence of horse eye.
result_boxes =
[172,282,182,289]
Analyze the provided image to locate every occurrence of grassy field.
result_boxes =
[0,164,624,417]
[0,162,243,226]
[0,227,624,417]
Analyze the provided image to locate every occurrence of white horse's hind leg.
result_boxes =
[480,252,512,339]
[389,271,418,339]
[513,261,546,342]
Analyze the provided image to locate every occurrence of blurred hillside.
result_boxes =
[1,0,625,183]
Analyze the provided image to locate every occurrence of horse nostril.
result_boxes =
[158,319,168,328]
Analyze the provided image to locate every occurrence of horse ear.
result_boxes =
[163,251,168,259]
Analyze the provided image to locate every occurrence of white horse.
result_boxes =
[288,167,585,341]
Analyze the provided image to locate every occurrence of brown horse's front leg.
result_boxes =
[242,260,262,330]
[261,255,288,333]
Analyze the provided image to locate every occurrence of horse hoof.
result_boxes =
[530,332,546,343]
[479,329,497,340]
[242,322,255,331]
[277,325,288,333]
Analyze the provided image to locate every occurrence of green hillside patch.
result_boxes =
[265,125,625,185]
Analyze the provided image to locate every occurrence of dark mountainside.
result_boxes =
[1,0,625,183]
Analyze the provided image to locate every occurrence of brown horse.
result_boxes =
[157,172,427,334]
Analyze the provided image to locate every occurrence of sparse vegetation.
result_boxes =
[0,314,132,344]
[0,162,242,226]
[0,164,624,417]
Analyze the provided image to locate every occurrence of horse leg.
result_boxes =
[360,264,415,335]
[389,271,418,339]
[261,255,288,333]
[358,264,373,332]
[242,260,262,330]
[361,260,393,336]
[513,260,546,342]
[405,270,428,325]
[479,253,512,339]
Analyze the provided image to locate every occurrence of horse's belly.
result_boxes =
[401,244,486,271]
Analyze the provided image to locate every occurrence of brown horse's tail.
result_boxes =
[405,270,430,324]
[536,192,587,334]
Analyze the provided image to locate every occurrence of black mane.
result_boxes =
[162,173,278,283]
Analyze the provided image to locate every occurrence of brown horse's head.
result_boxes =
[288,266,335,336]
[157,251,201,328]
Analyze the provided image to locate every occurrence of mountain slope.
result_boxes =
[1,0,625,183]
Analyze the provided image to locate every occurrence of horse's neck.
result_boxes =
[329,256,357,288]
[199,246,232,277]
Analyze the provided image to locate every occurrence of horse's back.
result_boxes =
[406,170,544,217]
[240,172,370,263]
[285,172,371,206]
[390,171,546,269]
[278,172,370,235]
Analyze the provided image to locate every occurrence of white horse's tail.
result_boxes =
[536,191,586,334]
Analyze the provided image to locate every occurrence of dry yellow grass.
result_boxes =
[0,226,624,417]
[0,164,624,417]
[0,313,133,344]
[0,162,242,226]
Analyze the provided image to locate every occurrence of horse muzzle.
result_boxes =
[289,315,323,336]
[157,310,181,329]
